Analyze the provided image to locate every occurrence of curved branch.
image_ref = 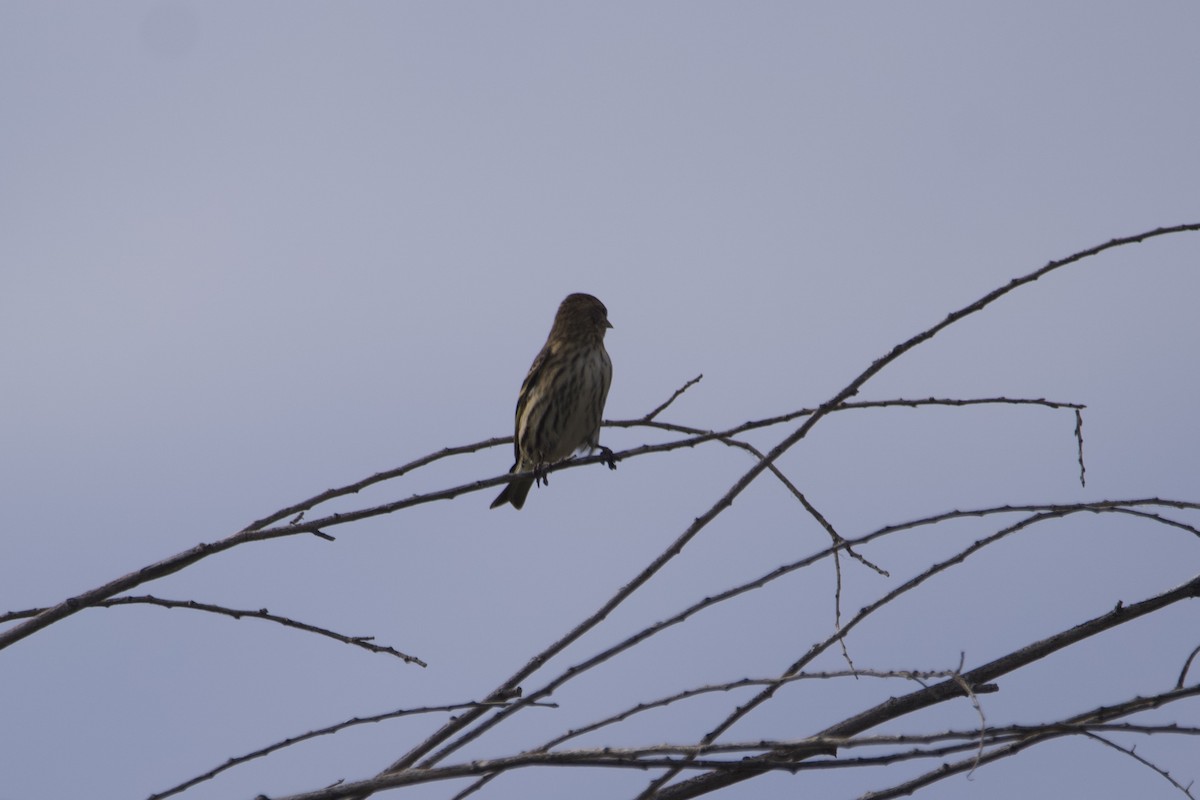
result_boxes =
[0,395,1088,652]
[91,595,424,665]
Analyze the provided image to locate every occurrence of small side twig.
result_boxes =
[950,652,989,778]
[1076,407,1087,488]
[1178,643,1200,689]
[1083,732,1196,799]
[643,374,703,422]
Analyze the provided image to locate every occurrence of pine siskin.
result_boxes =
[490,293,615,510]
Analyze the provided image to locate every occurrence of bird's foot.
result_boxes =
[599,446,618,471]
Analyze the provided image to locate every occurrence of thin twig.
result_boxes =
[146,699,554,800]
[1075,407,1087,487]
[1083,732,1197,799]
[856,684,1200,800]
[626,223,1200,797]
[638,509,1076,798]
[0,396,1086,649]
[1178,643,1200,689]
[949,652,988,778]
[90,595,426,665]
[543,669,993,751]
[414,499,1197,800]
[256,683,1200,800]
[643,374,703,421]
[653,580,1200,800]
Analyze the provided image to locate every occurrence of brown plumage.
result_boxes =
[490,293,614,510]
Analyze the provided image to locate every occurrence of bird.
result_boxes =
[490,293,615,510]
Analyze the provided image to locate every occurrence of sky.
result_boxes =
[2,3,1199,799]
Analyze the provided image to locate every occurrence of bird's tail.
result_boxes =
[490,475,534,510]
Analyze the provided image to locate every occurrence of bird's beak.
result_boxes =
[606,319,614,329]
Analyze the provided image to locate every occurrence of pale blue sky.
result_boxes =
[2,3,1199,799]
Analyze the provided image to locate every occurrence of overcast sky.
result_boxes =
[3,4,1199,800]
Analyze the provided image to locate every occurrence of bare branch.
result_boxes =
[856,684,1200,800]
[638,508,1091,797]
[253,684,1200,800]
[93,595,425,665]
[1075,406,1087,487]
[7,225,1198,800]
[147,699,554,800]
[1084,732,1197,799]
[652,577,1200,800]
[643,374,703,421]
[544,669,997,752]
[0,395,1087,650]
[375,499,1199,800]
[1179,644,1200,689]
[239,436,513,534]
